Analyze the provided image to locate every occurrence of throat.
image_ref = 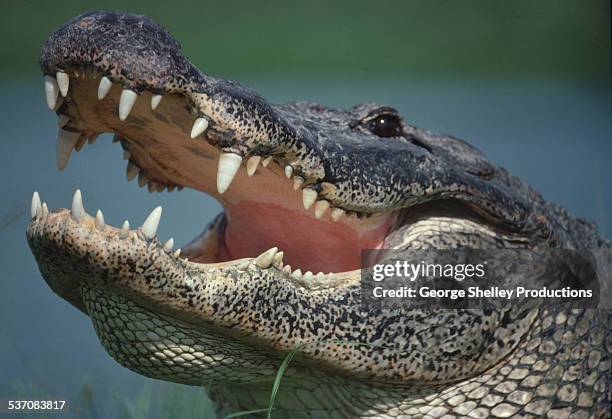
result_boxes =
[218,201,393,273]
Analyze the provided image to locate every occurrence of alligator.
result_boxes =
[27,11,611,418]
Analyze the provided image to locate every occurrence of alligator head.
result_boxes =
[27,11,610,418]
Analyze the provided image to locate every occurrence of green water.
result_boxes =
[0,78,610,418]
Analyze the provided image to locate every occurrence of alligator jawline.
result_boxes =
[44,67,527,277]
[47,69,402,275]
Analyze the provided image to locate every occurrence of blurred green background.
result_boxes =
[0,1,610,418]
[1,0,609,81]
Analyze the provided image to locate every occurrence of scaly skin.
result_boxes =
[28,11,610,418]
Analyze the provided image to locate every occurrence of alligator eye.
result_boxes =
[369,114,402,138]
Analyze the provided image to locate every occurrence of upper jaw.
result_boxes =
[43,11,550,242]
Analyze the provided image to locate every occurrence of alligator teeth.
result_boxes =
[97,76,112,100]
[284,165,293,178]
[151,94,163,110]
[256,247,278,268]
[74,135,87,152]
[71,189,86,221]
[119,220,130,238]
[302,189,317,210]
[126,161,139,181]
[118,89,138,121]
[141,206,162,239]
[273,251,284,267]
[173,249,181,258]
[293,177,304,190]
[246,156,261,176]
[217,152,242,194]
[163,238,174,251]
[56,72,69,97]
[283,264,292,273]
[123,150,131,160]
[44,76,59,110]
[138,172,149,188]
[315,272,325,280]
[57,114,70,128]
[95,209,105,230]
[31,191,41,218]
[88,135,98,145]
[331,208,345,222]
[56,128,81,171]
[314,200,330,219]
[41,202,49,218]
[190,117,209,139]
[148,181,158,193]
[262,156,272,167]
[291,269,302,280]
[303,271,314,281]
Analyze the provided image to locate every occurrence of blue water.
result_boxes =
[0,78,610,418]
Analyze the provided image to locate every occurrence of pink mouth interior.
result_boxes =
[220,201,393,273]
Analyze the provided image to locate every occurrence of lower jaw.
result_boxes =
[209,201,395,274]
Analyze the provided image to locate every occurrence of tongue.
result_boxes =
[219,201,392,273]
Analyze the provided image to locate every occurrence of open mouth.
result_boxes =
[37,69,397,278]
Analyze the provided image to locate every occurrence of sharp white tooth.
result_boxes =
[293,176,304,190]
[74,135,87,152]
[262,156,272,167]
[71,189,85,221]
[138,172,148,188]
[118,89,138,121]
[57,114,70,128]
[302,189,317,210]
[331,208,345,222]
[31,191,41,218]
[56,128,81,171]
[41,202,48,218]
[303,271,314,281]
[123,150,131,160]
[314,200,330,219]
[119,220,130,238]
[256,247,278,269]
[283,264,292,273]
[44,76,59,110]
[246,156,261,177]
[141,206,162,239]
[126,161,139,181]
[97,76,112,100]
[284,165,293,178]
[190,117,209,139]
[315,272,326,281]
[95,209,105,230]
[291,269,302,280]
[173,249,181,258]
[217,152,242,194]
[163,238,174,251]
[56,72,69,97]
[151,94,162,110]
[273,251,284,267]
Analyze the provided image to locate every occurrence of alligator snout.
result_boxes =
[40,11,206,93]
